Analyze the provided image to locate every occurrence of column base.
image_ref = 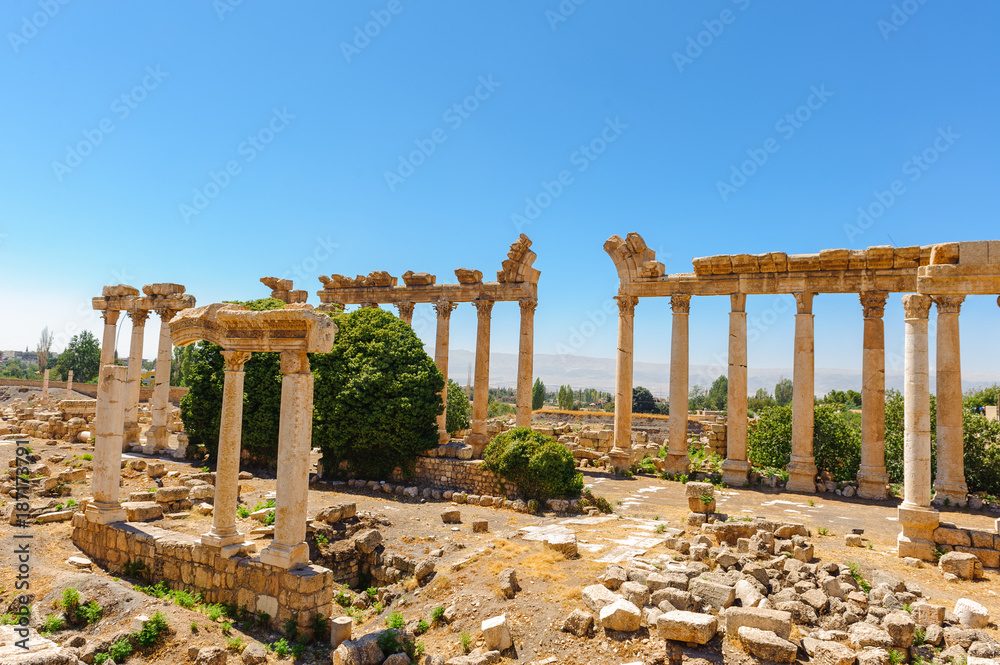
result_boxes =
[720,459,750,487]
[200,528,245,549]
[664,451,689,474]
[933,481,968,507]
[200,534,255,558]
[259,541,310,570]
[786,457,818,493]
[123,422,141,445]
[85,502,127,525]
[897,504,940,561]
[856,467,890,500]
[466,433,489,458]
[145,425,170,449]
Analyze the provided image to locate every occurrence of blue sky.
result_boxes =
[2,1,998,388]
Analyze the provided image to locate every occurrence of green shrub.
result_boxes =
[747,406,792,469]
[962,411,1000,495]
[416,619,429,635]
[78,600,103,625]
[236,505,251,519]
[270,638,290,658]
[41,614,65,635]
[107,636,133,662]
[431,606,445,624]
[446,379,471,434]
[748,404,862,481]
[483,427,583,501]
[60,588,80,612]
[377,631,403,655]
[385,610,405,629]
[135,611,169,648]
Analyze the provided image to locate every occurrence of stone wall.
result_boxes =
[932,521,1000,568]
[701,418,727,458]
[71,513,333,631]
[390,457,516,498]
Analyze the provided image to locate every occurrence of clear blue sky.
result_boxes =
[2,1,998,388]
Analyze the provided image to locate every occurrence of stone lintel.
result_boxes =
[918,264,1000,295]
[170,303,336,354]
[316,280,535,306]
[92,294,195,312]
[619,269,921,298]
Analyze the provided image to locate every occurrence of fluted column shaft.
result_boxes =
[787,292,818,493]
[666,296,691,473]
[858,292,889,499]
[86,365,127,524]
[515,298,537,428]
[434,302,457,441]
[721,293,749,486]
[469,300,495,453]
[145,309,176,449]
[613,296,637,450]
[123,310,150,445]
[933,295,967,504]
[98,311,120,393]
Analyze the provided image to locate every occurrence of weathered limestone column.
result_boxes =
[41,369,49,404]
[260,351,314,569]
[613,295,638,450]
[394,302,415,326]
[123,310,149,446]
[932,295,968,505]
[721,293,749,486]
[433,301,458,441]
[898,294,939,560]
[666,295,691,474]
[65,370,74,398]
[857,292,890,500]
[787,292,818,493]
[469,300,495,454]
[85,365,127,524]
[145,309,176,450]
[202,350,252,554]
[97,310,120,392]
[515,298,537,428]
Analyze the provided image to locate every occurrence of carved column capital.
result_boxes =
[474,300,495,320]
[222,350,252,372]
[433,301,458,319]
[156,308,177,322]
[519,298,538,314]
[394,302,415,319]
[101,310,121,325]
[127,309,151,326]
[670,295,692,314]
[859,291,888,319]
[615,295,638,317]
[280,350,310,375]
[902,294,932,320]
[932,295,965,314]
[793,291,815,315]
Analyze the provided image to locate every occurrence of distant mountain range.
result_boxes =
[433,348,999,397]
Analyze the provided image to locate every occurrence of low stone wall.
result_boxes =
[0,378,189,402]
[932,521,1000,568]
[71,514,333,631]
[390,457,516,498]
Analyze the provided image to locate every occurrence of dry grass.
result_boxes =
[423,574,452,599]
[519,549,569,584]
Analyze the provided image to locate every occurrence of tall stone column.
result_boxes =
[98,311,120,392]
[85,365,127,524]
[666,295,691,474]
[515,298,537,428]
[469,300,495,454]
[433,301,458,441]
[721,293,749,486]
[858,292,889,499]
[123,310,150,446]
[787,292,818,493]
[898,294,939,560]
[613,295,638,450]
[260,351,314,569]
[394,302,415,326]
[65,370,74,398]
[41,369,49,404]
[202,350,252,554]
[145,309,176,450]
[932,295,968,505]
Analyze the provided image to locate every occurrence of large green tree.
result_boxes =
[446,379,471,433]
[774,378,793,406]
[531,378,545,410]
[707,375,728,411]
[54,330,101,383]
[632,386,656,414]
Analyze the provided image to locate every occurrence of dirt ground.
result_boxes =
[1,432,998,665]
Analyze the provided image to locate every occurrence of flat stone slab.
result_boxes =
[123,501,163,522]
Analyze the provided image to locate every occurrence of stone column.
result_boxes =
[202,350,252,554]
[721,293,750,486]
[932,295,968,505]
[613,295,638,450]
[145,309,175,450]
[433,301,458,441]
[65,370,74,398]
[41,369,49,404]
[97,310,120,392]
[469,300,495,454]
[665,295,691,474]
[857,292,890,500]
[85,365,127,524]
[515,298,537,428]
[787,292,818,493]
[260,351,314,569]
[898,294,939,560]
[394,302,414,326]
[123,310,150,446]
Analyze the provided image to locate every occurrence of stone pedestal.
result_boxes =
[146,309,176,450]
[613,296,637,450]
[515,298,536,428]
[433,302,457,442]
[897,505,940,561]
[469,300,494,454]
[932,296,968,505]
[97,311,120,393]
[787,292,818,493]
[721,293,749,486]
[394,302,414,326]
[87,365,128,525]
[666,295,691,474]
[123,310,149,446]
[857,292,889,499]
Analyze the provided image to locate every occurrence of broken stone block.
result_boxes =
[154,486,189,502]
[802,636,857,665]
[689,578,734,611]
[656,610,717,644]
[738,626,798,663]
[415,559,435,584]
[619,581,649,609]
[848,622,893,650]
[481,614,511,651]
[472,519,488,533]
[600,598,641,632]
[581,584,619,613]
[354,529,382,554]
[939,551,979,580]
[194,645,228,665]
[954,598,990,628]
[441,509,461,524]
[603,565,626,591]
[498,568,519,599]
[723,607,792,640]
[543,532,577,557]
[882,611,915,648]
[911,602,944,627]
[123,501,163,522]
[146,462,166,478]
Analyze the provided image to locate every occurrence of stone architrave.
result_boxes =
[469,300,495,454]
[787,292,818,493]
[123,309,150,446]
[65,370,74,398]
[932,295,968,505]
[515,298,537,428]
[394,302,415,326]
[721,293,749,486]
[613,295,638,450]
[857,292,890,499]
[86,365,128,525]
[898,294,939,560]
[434,301,458,441]
[145,308,177,450]
[666,295,691,473]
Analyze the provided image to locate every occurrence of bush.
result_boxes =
[445,379,470,434]
[747,406,792,469]
[884,389,937,484]
[747,405,861,481]
[385,610,405,629]
[963,410,1000,495]
[483,427,583,501]
[41,614,65,635]
[135,611,169,648]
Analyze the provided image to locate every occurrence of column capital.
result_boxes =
[474,299,495,319]
[156,308,177,321]
[932,295,965,314]
[222,350,252,372]
[730,293,746,313]
[360,302,380,309]
[519,298,538,313]
[794,291,815,315]
[902,294,933,319]
[280,350,310,375]
[394,302,414,318]
[433,301,458,318]
[101,310,121,325]
[670,295,692,314]
[860,291,889,319]
[615,295,638,316]
[127,309,151,326]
